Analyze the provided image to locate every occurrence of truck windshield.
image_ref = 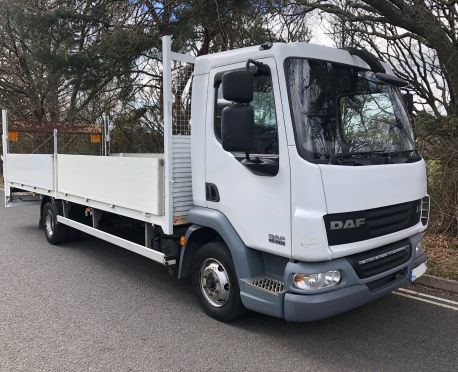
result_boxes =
[284,58,420,165]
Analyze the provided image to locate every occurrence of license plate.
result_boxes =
[410,262,427,282]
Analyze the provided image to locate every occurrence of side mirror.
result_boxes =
[221,70,255,152]
[222,70,254,103]
[222,105,254,152]
[402,92,414,115]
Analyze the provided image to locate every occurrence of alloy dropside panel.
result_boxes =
[3,152,168,225]
[6,154,54,192]
[57,154,165,216]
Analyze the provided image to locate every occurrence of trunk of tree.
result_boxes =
[363,0,458,114]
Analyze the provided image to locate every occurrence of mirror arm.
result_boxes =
[241,158,279,176]
[246,59,269,75]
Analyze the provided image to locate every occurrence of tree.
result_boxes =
[0,0,152,123]
[115,0,312,152]
[289,0,458,116]
[0,0,313,154]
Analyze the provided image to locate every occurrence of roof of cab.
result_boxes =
[193,42,392,75]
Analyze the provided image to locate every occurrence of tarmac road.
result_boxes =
[0,199,457,371]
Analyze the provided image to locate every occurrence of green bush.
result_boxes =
[415,114,458,235]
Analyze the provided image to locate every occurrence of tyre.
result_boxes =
[42,202,69,245]
[192,241,246,322]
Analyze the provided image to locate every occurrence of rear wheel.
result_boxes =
[43,202,69,245]
[192,242,246,322]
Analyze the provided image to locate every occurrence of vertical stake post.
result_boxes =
[101,113,105,156]
[104,114,107,156]
[2,110,9,205]
[53,128,58,198]
[104,113,111,157]
[162,35,173,235]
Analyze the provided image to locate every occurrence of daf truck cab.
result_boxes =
[1,38,429,322]
[186,42,428,321]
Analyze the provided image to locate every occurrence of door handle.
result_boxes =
[205,183,220,202]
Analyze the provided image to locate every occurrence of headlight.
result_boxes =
[416,240,424,255]
[293,270,341,290]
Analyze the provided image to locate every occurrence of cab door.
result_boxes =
[205,58,291,257]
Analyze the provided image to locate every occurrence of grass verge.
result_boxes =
[423,233,458,281]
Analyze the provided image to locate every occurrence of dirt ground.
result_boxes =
[423,233,458,281]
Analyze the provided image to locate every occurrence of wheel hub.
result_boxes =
[45,210,55,237]
[200,258,230,307]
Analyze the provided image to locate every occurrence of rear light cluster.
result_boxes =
[421,196,430,226]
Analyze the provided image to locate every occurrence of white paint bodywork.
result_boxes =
[288,148,332,261]
[191,41,428,262]
[193,42,376,77]
[6,154,54,191]
[319,161,427,213]
[3,147,192,231]
[204,58,292,258]
[190,73,208,208]
[58,154,165,215]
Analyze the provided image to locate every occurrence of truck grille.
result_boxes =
[366,201,419,236]
[324,200,421,245]
[346,239,412,279]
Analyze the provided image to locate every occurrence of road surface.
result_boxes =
[0,199,457,371]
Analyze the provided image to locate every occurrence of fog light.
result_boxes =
[293,270,341,290]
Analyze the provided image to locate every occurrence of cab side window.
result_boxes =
[215,70,279,155]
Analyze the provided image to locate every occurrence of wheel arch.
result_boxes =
[39,196,63,229]
[178,225,221,279]
[178,207,263,280]
[39,196,53,229]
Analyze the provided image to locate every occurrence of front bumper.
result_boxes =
[284,255,425,322]
[283,233,426,322]
[240,233,426,322]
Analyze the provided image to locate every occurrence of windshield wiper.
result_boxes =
[329,150,419,165]
[329,151,382,164]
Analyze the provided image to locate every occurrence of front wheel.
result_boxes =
[192,242,246,322]
[43,202,69,245]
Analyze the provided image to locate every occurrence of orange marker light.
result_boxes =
[8,131,19,142]
[90,134,101,143]
[179,236,186,247]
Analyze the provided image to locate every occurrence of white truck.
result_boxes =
[1,36,429,322]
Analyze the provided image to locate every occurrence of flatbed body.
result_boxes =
[4,135,191,228]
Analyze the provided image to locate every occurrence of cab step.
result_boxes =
[246,277,285,294]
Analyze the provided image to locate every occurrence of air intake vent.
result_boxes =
[346,239,412,279]
[247,278,284,294]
